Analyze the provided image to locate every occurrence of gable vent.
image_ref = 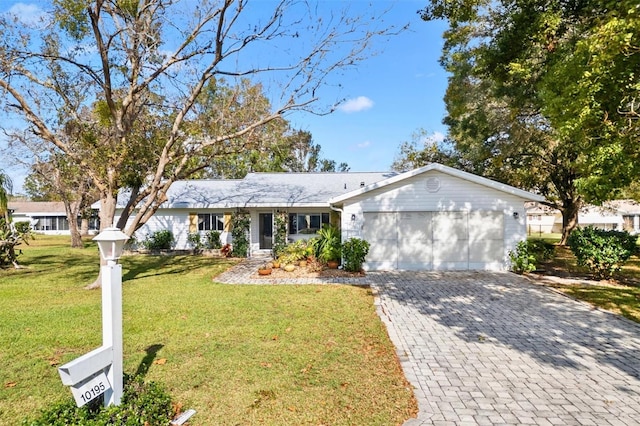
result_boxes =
[426,177,441,193]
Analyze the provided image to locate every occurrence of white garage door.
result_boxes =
[362,211,504,271]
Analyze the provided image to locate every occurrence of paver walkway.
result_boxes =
[216,261,640,425]
[374,271,640,426]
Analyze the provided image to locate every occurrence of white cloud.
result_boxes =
[420,131,446,146]
[356,141,371,149]
[338,96,374,113]
[6,3,48,27]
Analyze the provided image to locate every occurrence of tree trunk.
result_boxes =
[85,193,118,290]
[80,218,89,236]
[559,197,581,245]
[63,200,84,248]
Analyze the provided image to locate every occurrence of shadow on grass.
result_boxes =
[122,254,237,282]
[135,344,165,378]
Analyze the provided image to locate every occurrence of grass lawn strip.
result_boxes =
[530,239,640,324]
[0,236,417,425]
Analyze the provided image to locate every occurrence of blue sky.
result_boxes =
[1,1,449,193]
[286,1,449,172]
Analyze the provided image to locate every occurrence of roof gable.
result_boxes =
[329,163,545,204]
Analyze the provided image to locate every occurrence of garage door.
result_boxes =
[362,211,504,271]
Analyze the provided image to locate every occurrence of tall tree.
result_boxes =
[0,1,394,240]
[391,129,460,172]
[419,0,640,243]
[0,170,12,222]
[23,156,98,248]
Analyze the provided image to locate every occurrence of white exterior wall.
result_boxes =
[579,209,623,230]
[526,213,557,234]
[117,209,231,250]
[339,171,528,271]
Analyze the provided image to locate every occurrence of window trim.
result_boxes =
[197,213,225,231]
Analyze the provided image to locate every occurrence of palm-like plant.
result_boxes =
[313,224,342,262]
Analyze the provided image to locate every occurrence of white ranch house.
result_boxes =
[526,200,640,236]
[114,164,544,271]
[8,201,100,235]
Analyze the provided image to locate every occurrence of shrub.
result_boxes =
[14,221,31,234]
[204,230,222,249]
[142,230,174,250]
[311,224,341,263]
[526,239,555,261]
[24,375,175,426]
[231,212,250,257]
[567,226,638,280]
[342,237,370,272]
[272,212,288,258]
[509,241,537,274]
[0,219,32,268]
[278,240,311,265]
[187,232,203,253]
[221,243,232,257]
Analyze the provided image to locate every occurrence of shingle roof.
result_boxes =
[120,172,398,209]
[8,201,71,214]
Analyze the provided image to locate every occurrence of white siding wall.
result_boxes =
[117,209,231,250]
[340,170,528,271]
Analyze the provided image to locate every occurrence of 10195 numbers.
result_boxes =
[70,372,111,407]
[79,381,106,404]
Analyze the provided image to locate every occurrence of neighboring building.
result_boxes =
[608,200,640,234]
[525,203,561,235]
[525,199,640,235]
[8,201,99,235]
[113,164,544,271]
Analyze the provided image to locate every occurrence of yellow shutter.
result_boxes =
[223,213,232,232]
[189,213,198,233]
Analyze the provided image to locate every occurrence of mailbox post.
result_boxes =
[58,227,129,407]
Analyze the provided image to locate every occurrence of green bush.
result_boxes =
[143,230,174,250]
[509,241,537,274]
[24,375,175,426]
[310,224,341,263]
[187,232,203,253]
[567,226,638,279]
[204,230,222,249]
[342,238,370,272]
[526,239,555,261]
[231,212,250,257]
[272,212,288,258]
[14,221,31,234]
[278,239,312,265]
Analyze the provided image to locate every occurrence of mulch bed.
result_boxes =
[252,265,365,279]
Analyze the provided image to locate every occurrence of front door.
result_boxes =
[259,213,273,249]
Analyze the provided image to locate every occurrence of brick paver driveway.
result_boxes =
[371,271,640,425]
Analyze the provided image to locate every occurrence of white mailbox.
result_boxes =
[58,346,113,407]
[59,227,128,407]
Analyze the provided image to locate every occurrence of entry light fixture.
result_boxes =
[94,227,130,264]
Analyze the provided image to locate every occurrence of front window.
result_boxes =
[33,216,70,231]
[288,213,329,234]
[198,213,224,231]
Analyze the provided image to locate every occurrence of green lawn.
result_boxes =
[529,236,640,323]
[0,236,416,425]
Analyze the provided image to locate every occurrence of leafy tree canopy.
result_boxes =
[415,0,640,243]
[0,0,392,238]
